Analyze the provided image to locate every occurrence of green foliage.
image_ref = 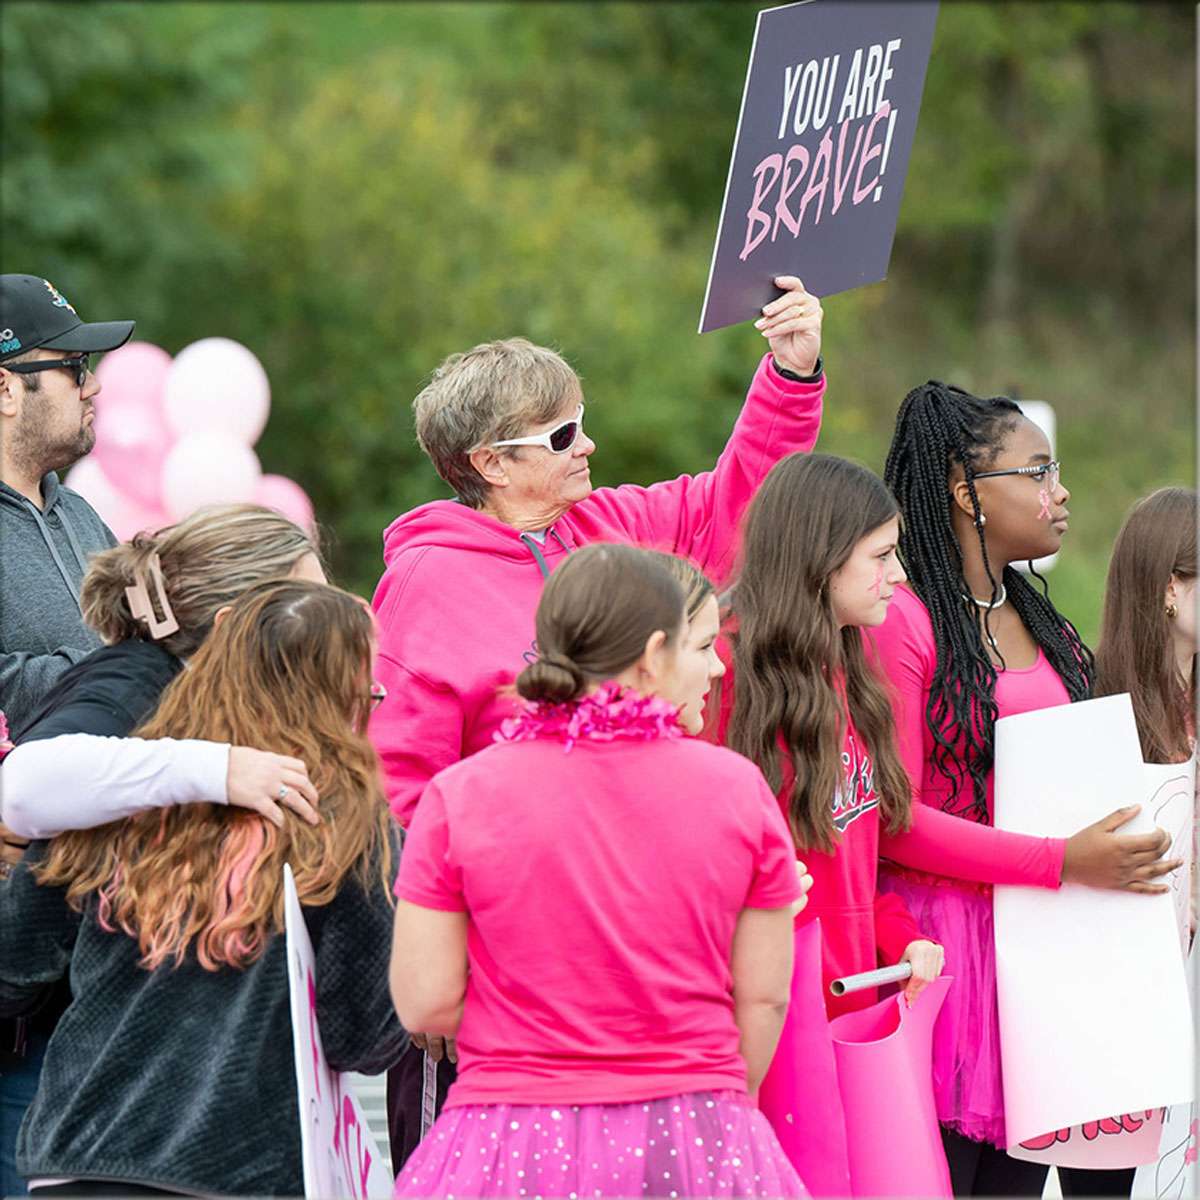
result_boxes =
[1,1,1193,642]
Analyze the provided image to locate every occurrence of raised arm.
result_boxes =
[574,278,825,586]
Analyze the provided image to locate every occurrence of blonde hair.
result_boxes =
[413,337,582,508]
[37,580,392,972]
[81,504,320,658]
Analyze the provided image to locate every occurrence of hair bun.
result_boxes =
[516,653,586,704]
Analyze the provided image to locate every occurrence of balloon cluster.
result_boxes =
[66,338,315,541]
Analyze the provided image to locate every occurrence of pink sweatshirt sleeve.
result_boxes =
[867,592,1067,890]
[575,355,824,586]
[874,892,924,965]
[371,653,464,828]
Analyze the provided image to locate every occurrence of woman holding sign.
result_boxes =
[0,581,405,1197]
[870,383,1179,1196]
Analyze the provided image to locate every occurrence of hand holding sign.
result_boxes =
[754,276,823,375]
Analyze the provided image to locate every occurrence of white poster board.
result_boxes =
[284,863,394,1199]
[992,695,1193,1168]
[1131,916,1197,1199]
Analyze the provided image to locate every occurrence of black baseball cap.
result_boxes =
[0,274,134,363]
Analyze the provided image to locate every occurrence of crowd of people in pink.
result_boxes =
[0,271,1193,1199]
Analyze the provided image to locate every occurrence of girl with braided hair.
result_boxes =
[871,382,1180,1197]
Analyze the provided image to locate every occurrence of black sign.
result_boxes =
[699,0,938,333]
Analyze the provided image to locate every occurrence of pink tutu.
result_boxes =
[393,1090,808,1199]
[877,871,1006,1148]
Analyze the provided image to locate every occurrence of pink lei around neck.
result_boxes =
[497,681,684,752]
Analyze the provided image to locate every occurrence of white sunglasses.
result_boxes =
[489,405,585,455]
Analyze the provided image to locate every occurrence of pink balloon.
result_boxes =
[64,459,169,542]
[91,342,175,509]
[160,432,262,520]
[253,473,315,533]
[163,337,270,446]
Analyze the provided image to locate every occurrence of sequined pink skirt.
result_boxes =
[877,871,1006,1148]
[393,1090,809,1198]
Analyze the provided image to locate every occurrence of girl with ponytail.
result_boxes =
[871,382,1178,1196]
[0,580,405,1196]
[390,542,811,1199]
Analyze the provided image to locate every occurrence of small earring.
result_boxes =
[975,512,987,528]
[1166,602,1178,619]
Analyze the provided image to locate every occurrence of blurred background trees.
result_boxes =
[3,1,1193,638]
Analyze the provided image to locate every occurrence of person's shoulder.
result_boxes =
[881,584,933,639]
[53,482,115,547]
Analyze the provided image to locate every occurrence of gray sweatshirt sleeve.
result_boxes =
[0,645,93,719]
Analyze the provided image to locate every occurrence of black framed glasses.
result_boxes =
[5,354,92,388]
[974,459,1061,491]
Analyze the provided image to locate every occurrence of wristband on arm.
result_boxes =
[772,355,823,383]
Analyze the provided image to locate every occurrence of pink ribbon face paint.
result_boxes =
[870,560,884,597]
[1037,487,1053,520]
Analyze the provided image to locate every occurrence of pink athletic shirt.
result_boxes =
[395,726,802,1107]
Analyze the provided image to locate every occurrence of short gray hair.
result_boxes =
[413,337,582,508]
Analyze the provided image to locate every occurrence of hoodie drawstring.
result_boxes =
[20,497,85,613]
[519,528,572,581]
[56,503,92,578]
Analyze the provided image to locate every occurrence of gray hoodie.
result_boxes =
[0,472,115,723]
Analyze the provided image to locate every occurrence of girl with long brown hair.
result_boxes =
[1096,486,1197,940]
[0,580,405,1197]
[723,452,944,1012]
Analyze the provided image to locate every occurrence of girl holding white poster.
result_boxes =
[871,383,1182,1197]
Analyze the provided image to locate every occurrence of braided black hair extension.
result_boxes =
[883,381,1094,821]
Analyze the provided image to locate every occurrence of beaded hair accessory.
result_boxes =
[124,552,180,640]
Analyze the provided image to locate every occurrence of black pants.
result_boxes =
[942,1127,1136,1198]
[385,1038,456,1171]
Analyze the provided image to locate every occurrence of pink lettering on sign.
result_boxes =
[740,101,896,262]
[1020,1110,1165,1152]
[306,970,321,1102]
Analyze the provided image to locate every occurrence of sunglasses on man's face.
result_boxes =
[489,404,586,455]
[5,355,92,388]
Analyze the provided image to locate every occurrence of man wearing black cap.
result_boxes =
[0,273,133,1198]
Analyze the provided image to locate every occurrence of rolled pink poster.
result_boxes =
[830,974,954,1198]
[758,919,852,1198]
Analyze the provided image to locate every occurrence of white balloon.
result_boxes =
[163,337,271,446]
[160,432,262,520]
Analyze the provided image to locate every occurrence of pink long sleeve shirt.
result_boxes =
[867,585,1069,890]
[371,355,824,826]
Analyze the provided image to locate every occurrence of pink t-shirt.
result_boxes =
[395,731,801,1107]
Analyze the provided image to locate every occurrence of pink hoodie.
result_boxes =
[371,354,825,825]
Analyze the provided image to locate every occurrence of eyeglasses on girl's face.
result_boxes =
[974,459,1061,492]
[488,405,586,455]
[5,354,92,389]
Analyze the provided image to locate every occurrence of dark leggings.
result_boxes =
[942,1127,1136,1197]
[386,1037,456,1170]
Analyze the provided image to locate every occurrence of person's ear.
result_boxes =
[212,604,234,629]
[632,629,670,687]
[950,477,979,522]
[0,368,21,419]
[1166,574,1181,610]
[467,447,511,491]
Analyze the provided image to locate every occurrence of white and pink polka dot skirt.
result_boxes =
[393,1090,808,1199]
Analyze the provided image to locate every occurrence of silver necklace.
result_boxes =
[962,584,1007,610]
